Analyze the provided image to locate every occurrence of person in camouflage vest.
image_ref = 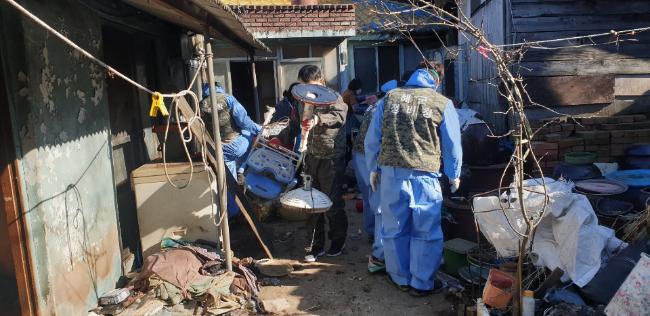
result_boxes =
[200,83,261,216]
[351,79,398,273]
[364,66,462,296]
[294,65,349,263]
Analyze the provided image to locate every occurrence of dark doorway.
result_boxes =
[378,46,400,87]
[353,47,378,94]
[256,61,276,110]
[103,26,154,269]
[0,53,34,316]
[230,61,257,121]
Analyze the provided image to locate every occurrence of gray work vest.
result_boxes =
[378,87,448,172]
[214,94,241,142]
[353,104,377,154]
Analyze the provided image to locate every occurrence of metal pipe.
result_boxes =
[192,35,205,164]
[206,41,233,272]
[250,53,261,122]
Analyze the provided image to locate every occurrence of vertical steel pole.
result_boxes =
[192,35,205,164]
[206,41,232,272]
[250,53,261,122]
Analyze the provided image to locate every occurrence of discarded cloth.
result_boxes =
[149,271,236,307]
[138,248,208,296]
[473,178,627,287]
[605,253,650,316]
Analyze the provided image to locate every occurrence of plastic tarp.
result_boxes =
[473,178,626,287]
[457,108,484,132]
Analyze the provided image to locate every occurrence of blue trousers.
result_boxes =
[368,180,384,261]
[351,152,374,236]
[380,167,443,290]
[222,133,251,217]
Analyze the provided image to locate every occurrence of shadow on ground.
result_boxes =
[230,200,453,316]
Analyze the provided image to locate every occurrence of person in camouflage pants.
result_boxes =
[294,65,349,262]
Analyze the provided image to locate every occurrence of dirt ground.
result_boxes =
[231,199,453,316]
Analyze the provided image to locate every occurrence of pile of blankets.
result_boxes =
[132,239,262,315]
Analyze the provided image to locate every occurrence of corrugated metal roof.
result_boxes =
[123,0,269,52]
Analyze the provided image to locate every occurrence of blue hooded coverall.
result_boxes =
[203,84,261,216]
[352,80,398,261]
[364,69,462,290]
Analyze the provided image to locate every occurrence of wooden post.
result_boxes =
[205,41,233,272]
[250,53,261,122]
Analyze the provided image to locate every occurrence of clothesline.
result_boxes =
[4,0,187,98]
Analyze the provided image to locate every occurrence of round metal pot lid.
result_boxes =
[280,187,332,211]
[291,84,338,105]
[574,179,629,195]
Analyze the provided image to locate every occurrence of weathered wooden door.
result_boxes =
[0,52,36,316]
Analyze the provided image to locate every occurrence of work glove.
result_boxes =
[369,171,380,192]
[449,178,461,194]
[301,118,316,131]
[268,137,283,148]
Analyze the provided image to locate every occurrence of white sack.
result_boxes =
[473,178,626,287]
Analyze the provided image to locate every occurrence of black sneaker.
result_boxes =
[326,242,346,257]
[304,248,326,263]
[387,276,411,292]
[409,279,447,297]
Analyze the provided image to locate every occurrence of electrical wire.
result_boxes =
[497,26,650,48]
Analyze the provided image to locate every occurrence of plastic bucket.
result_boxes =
[482,268,515,309]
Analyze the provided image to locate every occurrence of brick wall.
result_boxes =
[530,114,650,174]
[233,5,356,33]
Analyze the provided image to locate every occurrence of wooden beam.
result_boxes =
[512,14,650,33]
[122,0,209,33]
[522,44,650,62]
[512,1,650,18]
[522,75,614,106]
[515,59,650,77]
[614,75,650,96]
[122,0,264,52]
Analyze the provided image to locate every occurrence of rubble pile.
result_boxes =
[441,112,650,316]
[93,238,264,315]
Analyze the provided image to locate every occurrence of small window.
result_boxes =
[282,44,310,59]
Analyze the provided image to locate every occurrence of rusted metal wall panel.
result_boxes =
[0,0,122,314]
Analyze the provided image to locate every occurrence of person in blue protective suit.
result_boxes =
[200,83,261,216]
[364,63,462,296]
[351,79,398,273]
